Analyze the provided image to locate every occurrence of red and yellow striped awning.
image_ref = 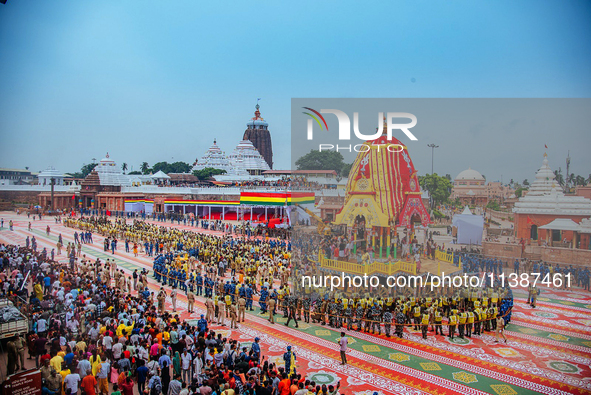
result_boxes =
[240,192,315,206]
[164,199,240,206]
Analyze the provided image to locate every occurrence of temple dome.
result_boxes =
[246,103,268,128]
[455,167,484,181]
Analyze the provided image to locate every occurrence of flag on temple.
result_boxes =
[527,216,534,225]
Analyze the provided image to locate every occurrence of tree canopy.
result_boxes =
[70,163,98,179]
[192,167,227,180]
[152,161,192,174]
[295,150,348,175]
[419,173,452,207]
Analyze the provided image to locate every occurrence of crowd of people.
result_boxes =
[0,237,343,395]
[3,209,585,395]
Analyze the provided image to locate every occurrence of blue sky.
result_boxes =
[1,0,590,180]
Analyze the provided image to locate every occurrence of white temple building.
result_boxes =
[227,139,271,175]
[92,153,152,186]
[193,138,270,181]
[38,167,65,186]
[512,153,591,245]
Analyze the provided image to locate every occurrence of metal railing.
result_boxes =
[318,252,416,276]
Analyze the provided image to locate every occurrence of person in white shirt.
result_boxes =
[103,334,113,354]
[112,342,123,360]
[192,352,203,383]
[37,318,47,335]
[338,332,348,365]
[63,369,81,394]
[181,350,192,383]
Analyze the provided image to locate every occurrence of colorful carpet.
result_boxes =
[1,212,591,395]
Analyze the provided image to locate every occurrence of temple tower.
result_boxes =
[243,103,273,169]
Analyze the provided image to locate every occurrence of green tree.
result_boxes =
[553,170,564,187]
[170,161,192,173]
[515,187,526,198]
[128,171,141,175]
[486,200,500,211]
[419,173,452,207]
[523,179,529,186]
[151,161,192,174]
[70,163,98,179]
[192,168,227,180]
[295,150,346,175]
[341,163,353,177]
[444,174,451,181]
[567,173,575,188]
[575,175,586,186]
[121,163,128,174]
[140,162,150,175]
[151,161,169,173]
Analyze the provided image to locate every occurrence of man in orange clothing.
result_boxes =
[81,370,97,395]
[277,372,291,395]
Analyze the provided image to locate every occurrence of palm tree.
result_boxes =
[567,173,575,188]
[140,162,149,175]
[553,171,564,187]
[575,175,586,186]
[121,163,128,174]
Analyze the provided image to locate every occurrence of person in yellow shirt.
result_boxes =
[34,282,44,301]
[421,309,430,339]
[458,309,467,339]
[490,304,498,329]
[491,291,499,304]
[59,364,70,395]
[116,321,135,338]
[448,312,457,339]
[441,296,449,316]
[473,307,481,336]
[466,309,474,338]
[434,308,443,336]
[49,350,63,373]
[413,306,421,330]
[483,306,491,332]
[482,297,489,308]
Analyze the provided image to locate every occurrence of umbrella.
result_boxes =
[34,205,42,209]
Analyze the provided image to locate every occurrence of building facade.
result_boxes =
[512,153,591,248]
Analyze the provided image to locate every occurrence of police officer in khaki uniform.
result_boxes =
[187,289,195,313]
[217,297,226,326]
[229,303,238,329]
[205,296,215,322]
[157,288,167,315]
[268,297,276,324]
[238,296,246,322]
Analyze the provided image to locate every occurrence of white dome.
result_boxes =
[456,167,484,181]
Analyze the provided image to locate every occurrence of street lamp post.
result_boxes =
[427,144,439,175]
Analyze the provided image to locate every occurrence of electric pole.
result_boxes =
[427,144,439,175]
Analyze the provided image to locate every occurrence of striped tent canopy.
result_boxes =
[240,192,315,206]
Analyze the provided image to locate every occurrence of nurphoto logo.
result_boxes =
[303,108,418,142]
